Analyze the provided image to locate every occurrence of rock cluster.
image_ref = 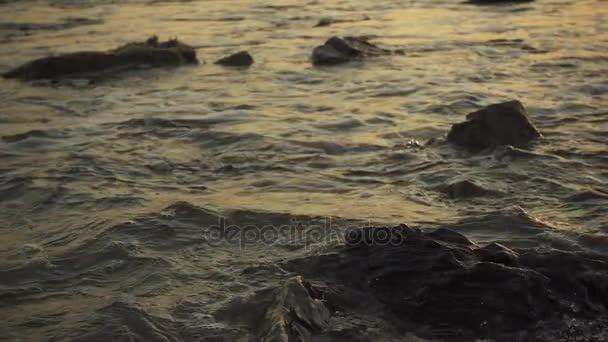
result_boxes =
[268,225,608,340]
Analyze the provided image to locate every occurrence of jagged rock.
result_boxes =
[2,36,198,80]
[216,276,331,342]
[312,36,390,66]
[447,100,541,151]
[214,51,254,67]
[260,276,331,342]
[284,225,608,340]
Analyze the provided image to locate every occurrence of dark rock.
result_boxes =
[259,276,331,342]
[315,17,337,27]
[214,50,254,67]
[3,36,198,80]
[312,36,391,66]
[216,276,330,342]
[447,206,554,235]
[314,16,370,28]
[442,179,501,198]
[283,225,608,340]
[467,0,534,4]
[447,100,542,151]
[475,242,519,266]
[344,224,417,246]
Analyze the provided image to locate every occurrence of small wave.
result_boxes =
[2,129,67,143]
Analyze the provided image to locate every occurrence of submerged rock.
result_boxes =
[467,0,534,4]
[281,226,608,340]
[314,15,371,28]
[312,36,390,66]
[447,100,541,151]
[214,51,254,67]
[2,36,198,80]
[441,179,501,199]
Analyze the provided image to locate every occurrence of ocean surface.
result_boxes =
[0,0,607,340]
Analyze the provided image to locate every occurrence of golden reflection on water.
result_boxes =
[0,0,606,228]
[0,2,607,339]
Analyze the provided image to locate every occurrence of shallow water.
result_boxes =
[0,0,607,340]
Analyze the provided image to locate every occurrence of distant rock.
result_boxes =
[312,36,390,66]
[214,51,254,67]
[2,36,198,80]
[466,0,534,4]
[447,100,541,151]
[314,15,370,28]
[315,17,336,27]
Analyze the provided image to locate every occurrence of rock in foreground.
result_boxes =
[277,225,608,341]
[259,276,330,342]
[447,100,541,151]
[214,51,254,67]
[312,36,391,66]
[2,36,198,80]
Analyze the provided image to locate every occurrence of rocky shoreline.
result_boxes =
[1,0,606,340]
[215,211,608,341]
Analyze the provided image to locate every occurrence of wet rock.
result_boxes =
[315,17,337,27]
[447,100,542,151]
[314,15,370,28]
[214,51,254,67]
[3,36,198,80]
[475,242,519,266]
[312,36,391,66]
[216,276,331,342]
[147,160,174,174]
[284,226,608,340]
[467,0,533,4]
[344,224,418,246]
[448,205,555,236]
[260,276,331,342]
[441,179,501,199]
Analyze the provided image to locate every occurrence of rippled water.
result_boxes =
[0,0,607,340]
